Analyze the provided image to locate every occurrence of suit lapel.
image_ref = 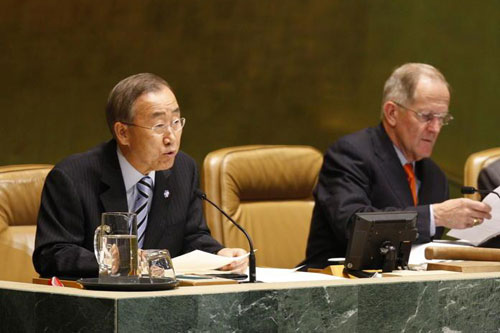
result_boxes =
[143,169,172,248]
[99,140,128,213]
[373,124,415,207]
[415,160,432,204]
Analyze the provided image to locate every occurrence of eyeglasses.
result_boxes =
[393,101,453,126]
[121,117,186,135]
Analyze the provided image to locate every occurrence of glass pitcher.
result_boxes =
[93,212,139,283]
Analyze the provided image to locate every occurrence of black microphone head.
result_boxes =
[461,186,477,194]
[195,189,207,199]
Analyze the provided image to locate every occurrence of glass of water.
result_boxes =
[139,249,176,283]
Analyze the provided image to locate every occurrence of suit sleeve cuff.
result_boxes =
[430,204,436,237]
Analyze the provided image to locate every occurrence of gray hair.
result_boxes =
[105,73,171,137]
[381,63,450,117]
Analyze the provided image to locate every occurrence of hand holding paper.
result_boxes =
[433,198,491,229]
[172,250,251,274]
[448,187,500,245]
[217,248,249,272]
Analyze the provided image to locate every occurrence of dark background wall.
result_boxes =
[2,1,499,196]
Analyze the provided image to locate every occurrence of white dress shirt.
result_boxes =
[393,145,436,236]
[116,147,155,213]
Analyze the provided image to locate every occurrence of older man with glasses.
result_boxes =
[302,63,492,269]
[33,73,248,278]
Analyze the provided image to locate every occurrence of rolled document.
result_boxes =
[425,246,500,261]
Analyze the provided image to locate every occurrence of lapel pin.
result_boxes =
[164,190,170,199]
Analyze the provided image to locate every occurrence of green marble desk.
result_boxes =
[1,272,500,332]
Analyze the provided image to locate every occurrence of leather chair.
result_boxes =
[464,148,500,200]
[0,164,52,282]
[202,145,323,268]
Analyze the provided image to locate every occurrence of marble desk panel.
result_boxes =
[1,272,500,332]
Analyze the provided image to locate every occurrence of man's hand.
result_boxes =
[110,244,120,275]
[433,198,492,229]
[217,248,249,273]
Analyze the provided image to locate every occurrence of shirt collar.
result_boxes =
[116,147,155,192]
[393,145,415,168]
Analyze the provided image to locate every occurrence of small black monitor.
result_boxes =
[344,211,418,274]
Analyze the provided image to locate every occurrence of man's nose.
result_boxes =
[163,128,175,144]
[427,118,442,133]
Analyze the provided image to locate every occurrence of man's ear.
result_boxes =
[383,101,398,127]
[114,122,130,145]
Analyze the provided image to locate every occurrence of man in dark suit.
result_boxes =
[33,73,247,278]
[478,160,500,195]
[303,63,492,269]
[474,159,500,248]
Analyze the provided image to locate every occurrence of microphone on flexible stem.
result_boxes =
[461,186,500,200]
[195,189,257,283]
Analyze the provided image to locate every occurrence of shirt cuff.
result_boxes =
[429,204,436,237]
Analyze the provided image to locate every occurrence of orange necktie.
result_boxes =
[403,163,418,206]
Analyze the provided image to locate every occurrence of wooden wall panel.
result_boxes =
[1,1,499,196]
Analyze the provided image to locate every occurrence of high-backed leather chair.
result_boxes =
[202,145,323,268]
[0,164,52,282]
[464,148,500,201]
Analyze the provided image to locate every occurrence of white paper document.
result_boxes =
[408,240,473,266]
[447,187,500,246]
[172,250,342,281]
[252,267,343,282]
[172,250,250,273]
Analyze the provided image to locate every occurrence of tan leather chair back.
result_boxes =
[464,148,500,201]
[202,145,323,268]
[0,164,52,282]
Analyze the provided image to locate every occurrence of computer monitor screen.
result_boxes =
[344,211,418,272]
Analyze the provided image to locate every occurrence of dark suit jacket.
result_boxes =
[478,159,500,196]
[476,159,500,248]
[303,124,449,268]
[33,140,223,278]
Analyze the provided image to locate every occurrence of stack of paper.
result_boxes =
[409,240,473,267]
[172,250,250,273]
[172,250,342,282]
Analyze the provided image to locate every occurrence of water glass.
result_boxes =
[140,249,176,282]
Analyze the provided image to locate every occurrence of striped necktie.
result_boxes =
[133,176,153,248]
[403,163,418,206]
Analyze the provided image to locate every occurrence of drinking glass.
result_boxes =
[139,249,176,282]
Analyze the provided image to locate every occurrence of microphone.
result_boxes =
[195,189,257,283]
[461,186,500,200]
